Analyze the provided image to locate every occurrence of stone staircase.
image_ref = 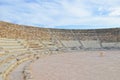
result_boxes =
[0,38,27,52]
[0,38,35,80]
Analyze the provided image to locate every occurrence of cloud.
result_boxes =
[0,0,120,29]
[108,7,120,16]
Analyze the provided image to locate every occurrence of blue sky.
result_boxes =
[0,0,120,29]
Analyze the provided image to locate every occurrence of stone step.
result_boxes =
[81,40,101,49]
[0,52,5,55]
[42,41,55,45]
[8,48,29,53]
[61,40,81,47]
[0,43,21,46]
[0,59,16,73]
[0,47,20,51]
[102,42,118,48]
[17,54,31,60]
[0,39,18,42]
[0,38,17,41]
[0,55,10,62]
[0,45,25,49]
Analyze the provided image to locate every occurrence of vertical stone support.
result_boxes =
[47,29,56,43]
[71,30,85,49]
[115,28,120,48]
[94,30,103,49]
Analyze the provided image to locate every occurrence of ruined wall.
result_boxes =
[0,22,52,40]
[0,21,120,49]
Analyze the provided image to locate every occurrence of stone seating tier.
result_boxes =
[0,21,120,80]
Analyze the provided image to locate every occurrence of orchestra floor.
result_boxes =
[31,50,120,80]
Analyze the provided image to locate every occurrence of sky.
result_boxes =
[0,0,120,29]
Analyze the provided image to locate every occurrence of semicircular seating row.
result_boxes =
[0,26,120,80]
[0,38,54,80]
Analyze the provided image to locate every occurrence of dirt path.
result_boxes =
[8,61,31,80]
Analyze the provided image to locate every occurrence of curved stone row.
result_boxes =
[0,37,59,80]
[0,21,120,50]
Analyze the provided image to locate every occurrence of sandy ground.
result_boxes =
[31,50,120,80]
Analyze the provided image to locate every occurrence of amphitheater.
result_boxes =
[0,21,120,80]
